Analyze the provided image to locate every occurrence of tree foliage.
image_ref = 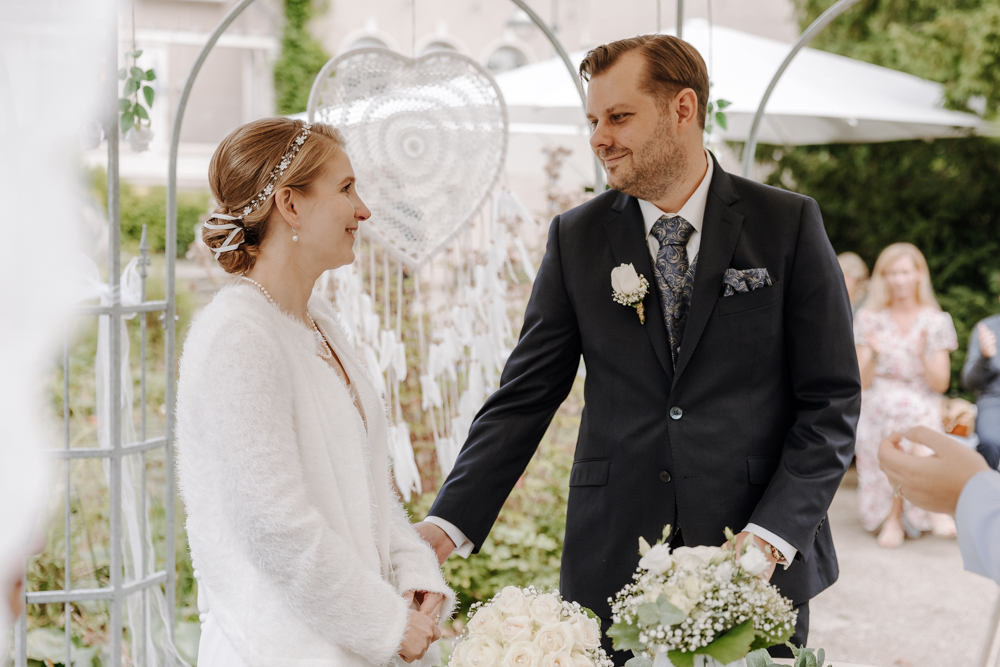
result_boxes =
[273,0,330,115]
[759,1,1000,394]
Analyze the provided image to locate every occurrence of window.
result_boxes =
[351,35,389,50]
[420,40,458,55]
[486,45,529,73]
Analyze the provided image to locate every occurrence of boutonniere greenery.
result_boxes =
[611,263,650,325]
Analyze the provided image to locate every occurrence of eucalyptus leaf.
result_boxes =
[655,595,686,626]
[143,85,155,108]
[608,622,646,651]
[817,649,825,666]
[637,602,661,627]
[625,656,654,667]
[699,619,756,665]
[134,104,149,120]
[746,649,777,667]
[666,650,695,667]
[716,112,728,131]
[146,68,157,81]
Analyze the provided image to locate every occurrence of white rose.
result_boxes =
[496,586,531,617]
[667,590,696,615]
[125,125,154,152]
[503,641,544,667]
[681,575,703,598]
[569,615,602,651]
[672,546,708,570]
[739,543,769,576]
[571,652,593,667]
[457,636,502,667]
[542,651,575,667]
[611,263,642,295]
[500,615,534,643]
[638,543,673,575]
[530,593,563,626]
[713,561,735,583]
[535,622,576,654]
[468,606,503,637]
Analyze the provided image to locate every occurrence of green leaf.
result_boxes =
[124,78,140,97]
[143,85,155,108]
[134,104,149,120]
[717,99,732,109]
[655,594,686,626]
[130,66,144,79]
[716,112,729,131]
[145,68,157,81]
[746,649,777,667]
[131,49,143,58]
[699,619,756,665]
[625,656,653,667]
[666,650,695,667]
[579,605,600,621]
[118,67,127,80]
[118,98,132,112]
[637,602,661,627]
[608,622,645,651]
[120,111,135,133]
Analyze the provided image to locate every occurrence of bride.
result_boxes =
[176,118,454,667]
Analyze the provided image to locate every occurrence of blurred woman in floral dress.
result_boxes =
[855,243,958,548]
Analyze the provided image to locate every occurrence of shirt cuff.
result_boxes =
[744,523,797,570]
[425,516,474,559]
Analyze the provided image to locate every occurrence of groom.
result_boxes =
[416,34,861,659]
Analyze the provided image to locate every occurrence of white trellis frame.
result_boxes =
[12,12,179,667]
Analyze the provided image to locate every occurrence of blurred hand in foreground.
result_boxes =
[878,426,990,514]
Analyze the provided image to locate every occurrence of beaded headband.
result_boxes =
[203,123,312,257]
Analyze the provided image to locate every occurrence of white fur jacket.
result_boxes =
[176,284,454,667]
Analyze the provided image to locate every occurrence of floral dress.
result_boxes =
[854,308,958,532]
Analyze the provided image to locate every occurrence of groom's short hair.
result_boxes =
[579,35,709,129]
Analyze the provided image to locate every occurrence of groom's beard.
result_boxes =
[602,119,687,202]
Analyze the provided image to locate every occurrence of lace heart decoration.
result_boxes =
[309,48,508,268]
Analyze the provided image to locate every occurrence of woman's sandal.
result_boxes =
[877,517,905,548]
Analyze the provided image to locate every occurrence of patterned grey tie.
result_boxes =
[650,215,696,369]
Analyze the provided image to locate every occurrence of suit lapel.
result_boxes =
[672,159,744,387]
[604,192,673,378]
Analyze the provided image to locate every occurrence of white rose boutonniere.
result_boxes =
[610,263,650,324]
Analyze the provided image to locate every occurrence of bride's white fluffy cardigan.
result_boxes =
[176,284,454,666]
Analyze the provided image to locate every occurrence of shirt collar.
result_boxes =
[637,149,714,238]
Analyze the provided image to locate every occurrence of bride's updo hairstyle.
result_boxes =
[204,117,345,274]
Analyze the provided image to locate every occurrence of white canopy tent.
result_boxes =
[498,18,993,146]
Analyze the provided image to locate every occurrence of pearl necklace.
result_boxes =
[240,275,332,361]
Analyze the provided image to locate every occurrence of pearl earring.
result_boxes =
[292,229,299,242]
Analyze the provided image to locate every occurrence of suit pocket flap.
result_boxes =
[747,456,778,485]
[718,283,780,316]
[569,459,610,487]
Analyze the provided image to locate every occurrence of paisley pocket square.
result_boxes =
[722,268,772,297]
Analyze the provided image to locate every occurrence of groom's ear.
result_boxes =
[672,88,701,133]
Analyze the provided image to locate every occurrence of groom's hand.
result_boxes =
[725,532,779,581]
[413,521,456,565]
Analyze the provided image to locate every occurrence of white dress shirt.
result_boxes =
[956,470,1000,583]
[428,150,797,567]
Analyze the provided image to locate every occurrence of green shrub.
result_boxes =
[89,169,209,258]
[274,0,330,115]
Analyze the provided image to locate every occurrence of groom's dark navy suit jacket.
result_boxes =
[429,154,861,619]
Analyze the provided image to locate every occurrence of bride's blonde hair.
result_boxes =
[863,242,940,312]
[203,117,345,275]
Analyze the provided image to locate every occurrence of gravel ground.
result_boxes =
[809,469,999,667]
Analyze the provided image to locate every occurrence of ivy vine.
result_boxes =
[274,0,330,115]
[118,49,156,134]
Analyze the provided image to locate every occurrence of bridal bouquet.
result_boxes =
[608,527,797,667]
[449,586,614,667]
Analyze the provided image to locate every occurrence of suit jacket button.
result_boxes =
[659,471,672,483]
[669,406,683,420]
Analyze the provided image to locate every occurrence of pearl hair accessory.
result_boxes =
[203,123,312,258]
